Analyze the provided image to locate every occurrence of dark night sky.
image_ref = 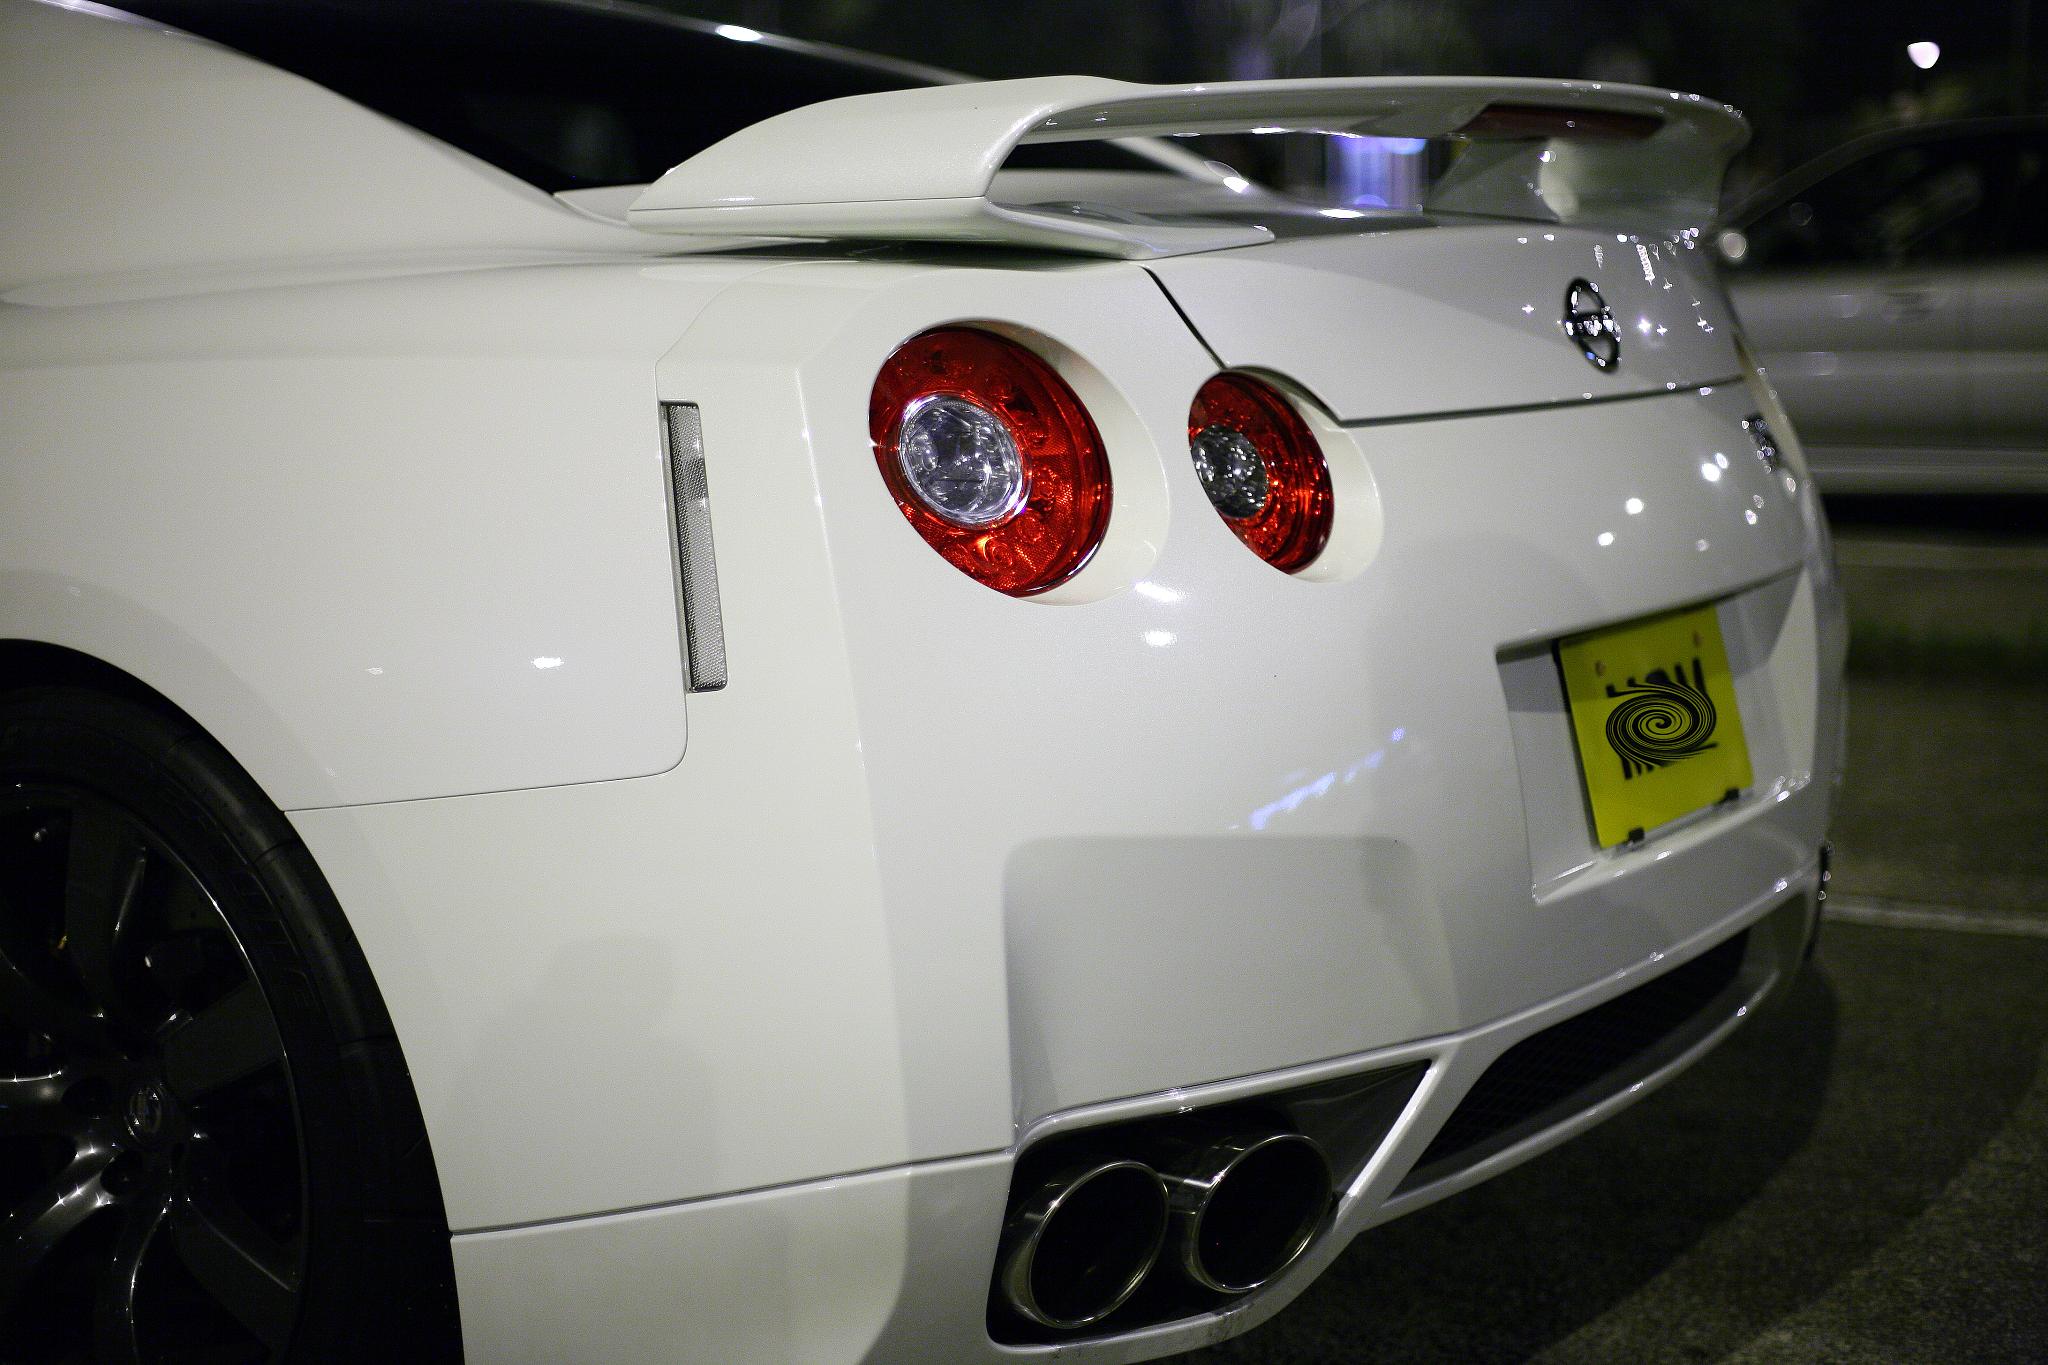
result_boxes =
[675,0,2045,183]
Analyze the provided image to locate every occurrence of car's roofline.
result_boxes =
[103,0,1228,190]
[498,0,967,88]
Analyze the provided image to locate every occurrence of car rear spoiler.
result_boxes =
[626,75,1748,258]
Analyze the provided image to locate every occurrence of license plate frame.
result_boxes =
[1556,603,1754,848]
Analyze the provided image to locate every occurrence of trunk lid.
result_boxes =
[1145,223,1742,422]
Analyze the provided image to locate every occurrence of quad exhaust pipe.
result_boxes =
[997,1159,1169,1329]
[1151,1126,1332,1294]
[996,1126,1332,1329]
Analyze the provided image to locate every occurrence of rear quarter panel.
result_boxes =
[0,260,773,806]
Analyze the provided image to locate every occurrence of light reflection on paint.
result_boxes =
[1250,769,1337,829]
[1246,742,1400,829]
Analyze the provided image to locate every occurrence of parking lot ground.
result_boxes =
[1830,503,2048,921]
[1828,675,2048,919]
[1182,919,2048,1365]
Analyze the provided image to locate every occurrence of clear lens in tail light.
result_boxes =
[1190,424,1270,518]
[871,328,1111,597]
[1187,374,1333,573]
[895,395,1027,526]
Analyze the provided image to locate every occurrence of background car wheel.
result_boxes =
[0,688,458,1361]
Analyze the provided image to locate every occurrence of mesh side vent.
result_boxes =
[1401,930,1750,1190]
[664,403,726,692]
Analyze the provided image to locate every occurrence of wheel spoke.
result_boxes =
[61,801,150,1027]
[160,980,283,1102]
[168,1188,299,1350]
[0,1144,117,1308]
[0,1070,73,1136]
[92,1180,173,1365]
[0,938,100,1052]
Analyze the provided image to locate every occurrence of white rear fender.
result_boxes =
[0,260,775,807]
[281,259,1222,1233]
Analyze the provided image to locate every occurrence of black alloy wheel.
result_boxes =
[0,689,459,1361]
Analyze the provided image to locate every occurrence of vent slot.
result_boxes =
[664,403,727,692]
[1400,928,1752,1191]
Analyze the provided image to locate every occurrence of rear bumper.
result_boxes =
[449,872,1820,1365]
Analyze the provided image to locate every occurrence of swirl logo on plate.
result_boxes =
[1602,657,1719,780]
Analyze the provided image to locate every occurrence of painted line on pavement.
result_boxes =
[1824,894,2048,939]
[1833,539,2048,572]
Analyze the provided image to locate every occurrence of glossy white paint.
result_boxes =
[0,260,803,806]
[1149,224,1740,418]
[441,889,1819,1365]
[0,0,644,292]
[295,250,1842,1237]
[629,75,1746,253]
[450,1155,1013,1365]
[3,3,1846,1359]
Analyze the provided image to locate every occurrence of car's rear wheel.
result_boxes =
[0,688,457,1361]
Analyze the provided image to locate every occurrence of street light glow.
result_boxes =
[1907,41,1941,70]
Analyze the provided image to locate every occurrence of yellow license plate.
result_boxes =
[1557,603,1753,848]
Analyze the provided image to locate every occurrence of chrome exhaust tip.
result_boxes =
[997,1158,1169,1330]
[1158,1129,1332,1294]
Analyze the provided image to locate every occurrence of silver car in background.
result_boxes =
[1719,118,2048,494]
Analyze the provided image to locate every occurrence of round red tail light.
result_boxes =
[1188,374,1333,574]
[871,328,1112,597]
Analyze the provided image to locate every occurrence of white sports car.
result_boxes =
[0,1,1844,1360]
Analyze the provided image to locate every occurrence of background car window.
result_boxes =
[121,0,1156,191]
[1739,134,2011,270]
[1999,134,2048,257]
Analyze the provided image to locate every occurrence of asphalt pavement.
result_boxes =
[1178,502,2048,1363]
